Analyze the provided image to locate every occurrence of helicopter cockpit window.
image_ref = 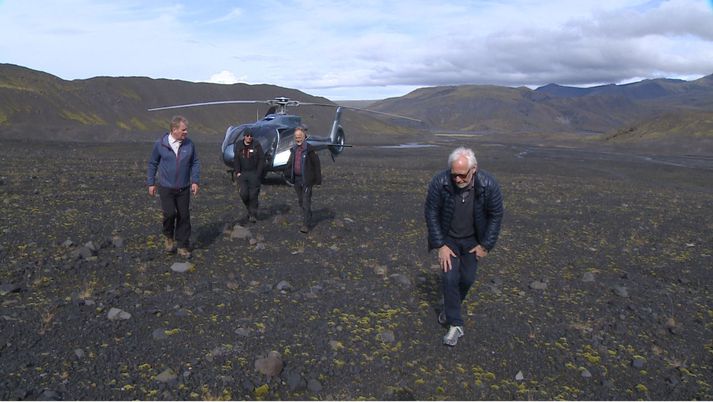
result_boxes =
[246,126,276,152]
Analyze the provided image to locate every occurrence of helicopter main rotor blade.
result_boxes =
[292,102,339,108]
[148,100,268,111]
[293,102,423,122]
[339,106,423,122]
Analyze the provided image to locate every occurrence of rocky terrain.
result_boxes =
[0,135,712,400]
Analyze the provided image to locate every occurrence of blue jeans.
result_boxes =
[442,236,479,326]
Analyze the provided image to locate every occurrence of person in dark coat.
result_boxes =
[424,147,503,346]
[285,126,321,233]
[233,129,265,223]
[147,115,201,259]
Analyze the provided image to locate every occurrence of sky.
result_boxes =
[1,0,713,100]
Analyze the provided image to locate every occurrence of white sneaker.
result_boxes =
[443,325,464,346]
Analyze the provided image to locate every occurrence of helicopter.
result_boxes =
[148,96,421,181]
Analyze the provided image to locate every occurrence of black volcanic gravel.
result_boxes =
[0,138,712,400]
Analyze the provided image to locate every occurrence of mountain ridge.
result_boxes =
[1,63,712,153]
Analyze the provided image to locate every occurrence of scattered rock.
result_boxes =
[285,370,307,392]
[373,264,388,277]
[275,280,292,292]
[581,272,595,282]
[255,351,283,377]
[272,215,288,225]
[307,378,323,393]
[71,246,95,260]
[329,340,344,351]
[0,283,21,296]
[664,317,680,334]
[152,328,168,340]
[61,239,74,248]
[170,262,193,273]
[515,370,524,381]
[107,307,131,320]
[235,327,251,337]
[242,379,255,392]
[378,330,396,343]
[38,389,61,400]
[73,348,85,359]
[111,235,124,248]
[529,280,547,290]
[385,386,414,400]
[156,368,177,383]
[664,317,677,329]
[632,357,646,369]
[612,285,629,298]
[581,368,592,378]
[230,225,252,240]
[389,273,411,288]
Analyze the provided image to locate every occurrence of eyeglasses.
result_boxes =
[450,168,473,180]
[244,133,253,137]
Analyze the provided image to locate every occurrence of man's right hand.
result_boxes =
[438,245,456,272]
[148,185,157,196]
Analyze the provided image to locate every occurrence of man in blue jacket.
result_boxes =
[425,147,503,346]
[147,115,201,258]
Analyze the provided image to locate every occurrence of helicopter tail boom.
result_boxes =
[327,107,346,158]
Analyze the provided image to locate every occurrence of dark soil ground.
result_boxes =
[1,136,712,400]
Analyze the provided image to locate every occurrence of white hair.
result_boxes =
[448,147,477,169]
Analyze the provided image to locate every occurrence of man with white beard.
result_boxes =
[424,147,504,346]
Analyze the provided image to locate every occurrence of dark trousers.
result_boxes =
[158,186,191,248]
[237,171,261,217]
[442,236,479,326]
[293,175,312,226]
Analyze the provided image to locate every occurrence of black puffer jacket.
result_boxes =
[233,140,265,176]
[424,169,504,251]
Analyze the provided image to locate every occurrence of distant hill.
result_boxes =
[0,64,409,143]
[2,63,712,152]
[369,75,713,152]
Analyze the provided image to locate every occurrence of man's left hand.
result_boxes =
[191,183,200,195]
[470,245,488,260]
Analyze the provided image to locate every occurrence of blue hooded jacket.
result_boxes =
[147,133,200,189]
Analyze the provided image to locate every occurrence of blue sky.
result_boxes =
[1,0,713,100]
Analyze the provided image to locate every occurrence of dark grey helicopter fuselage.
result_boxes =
[221,110,345,174]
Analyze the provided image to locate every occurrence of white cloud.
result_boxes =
[206,7,243,24]
[208,70,241,84]
[1,0,712,99]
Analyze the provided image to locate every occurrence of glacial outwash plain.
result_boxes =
[1,64,712,399]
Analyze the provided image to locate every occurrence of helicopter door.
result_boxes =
[272,129,296,169]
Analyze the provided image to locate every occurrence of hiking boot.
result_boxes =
[437,310,447,326]
[299,225,309,234]
[249,215,257,223]
[443,325,464,347]
[164,237,176,254]
[177,248,192,259]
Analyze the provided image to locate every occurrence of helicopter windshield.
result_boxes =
[249,125,277,152]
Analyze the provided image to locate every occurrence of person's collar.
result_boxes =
[169,133,182,144]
